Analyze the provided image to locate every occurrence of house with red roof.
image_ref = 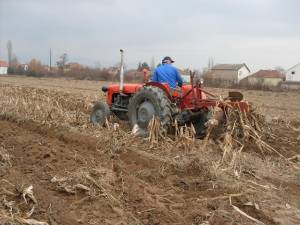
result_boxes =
[0,60,8,74]
[245,70,285,87]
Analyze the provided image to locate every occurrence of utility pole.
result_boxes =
[119,49,124,93]
[49,48,52,71]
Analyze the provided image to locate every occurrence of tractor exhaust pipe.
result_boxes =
[120,49,124,93]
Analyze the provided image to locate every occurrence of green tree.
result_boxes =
[137,61,150,71]
[141,62,150,70]
[7,54,20,74]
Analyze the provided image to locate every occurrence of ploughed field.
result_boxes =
[0,75,300,225]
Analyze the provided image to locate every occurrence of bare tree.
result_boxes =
[94,61,102,70]
[150,57,155,70]
[56,53,68,70]
[28,58,43,76]
[207,57,214,71]
[11,54,19,68]
[137,61,142,71]
[114,61,127,71]
[7,40,12,66]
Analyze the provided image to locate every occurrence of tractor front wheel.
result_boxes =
[90,102,110,125]
[128,86,173,134]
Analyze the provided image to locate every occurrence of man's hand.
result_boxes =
[175,86,182,93]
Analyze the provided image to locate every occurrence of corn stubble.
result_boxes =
[1,84,297,225]
[0,180,48,225]
[0,84,287,163]
[0,85,93,128]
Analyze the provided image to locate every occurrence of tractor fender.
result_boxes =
[145,82,172,100]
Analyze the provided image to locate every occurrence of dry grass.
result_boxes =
[0,83,289,167]
[0,85,94,128]
[0,146,11,169]
[0,180,48,225]
[0,82,299,224]
[50,168,117,201]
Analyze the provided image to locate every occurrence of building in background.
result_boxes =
[64,62,82,72]
[244,70,285,87]
[211,64,250,82]
[19,64,29,73]
[281,63,300,90]
[0,60,8,74]
[203,63,250,87]
[286,63,300,82]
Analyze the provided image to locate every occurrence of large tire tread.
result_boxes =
[128,86,174,131]
[90,102,110,125]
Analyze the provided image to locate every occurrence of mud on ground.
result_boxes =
[0,76,300,225]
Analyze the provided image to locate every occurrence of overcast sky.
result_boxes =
[0,0,299,71]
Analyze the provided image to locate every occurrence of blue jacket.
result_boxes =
[151,64,183,89]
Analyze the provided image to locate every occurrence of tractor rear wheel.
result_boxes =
[128,86,173,133]
[90,102,110,125]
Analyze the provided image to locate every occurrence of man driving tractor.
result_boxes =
[90,50,250,138]
[151,56,183,89]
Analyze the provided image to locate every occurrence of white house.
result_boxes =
[286,63,300,82]
[0,60,8,74]
[206,63,251,84]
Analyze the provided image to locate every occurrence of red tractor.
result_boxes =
[90,50,250,137]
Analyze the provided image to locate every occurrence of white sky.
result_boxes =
[0,0,299,72]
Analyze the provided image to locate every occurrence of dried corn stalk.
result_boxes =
[0,183,48,225]
[148,117,166,144]
[213,104,285,165]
